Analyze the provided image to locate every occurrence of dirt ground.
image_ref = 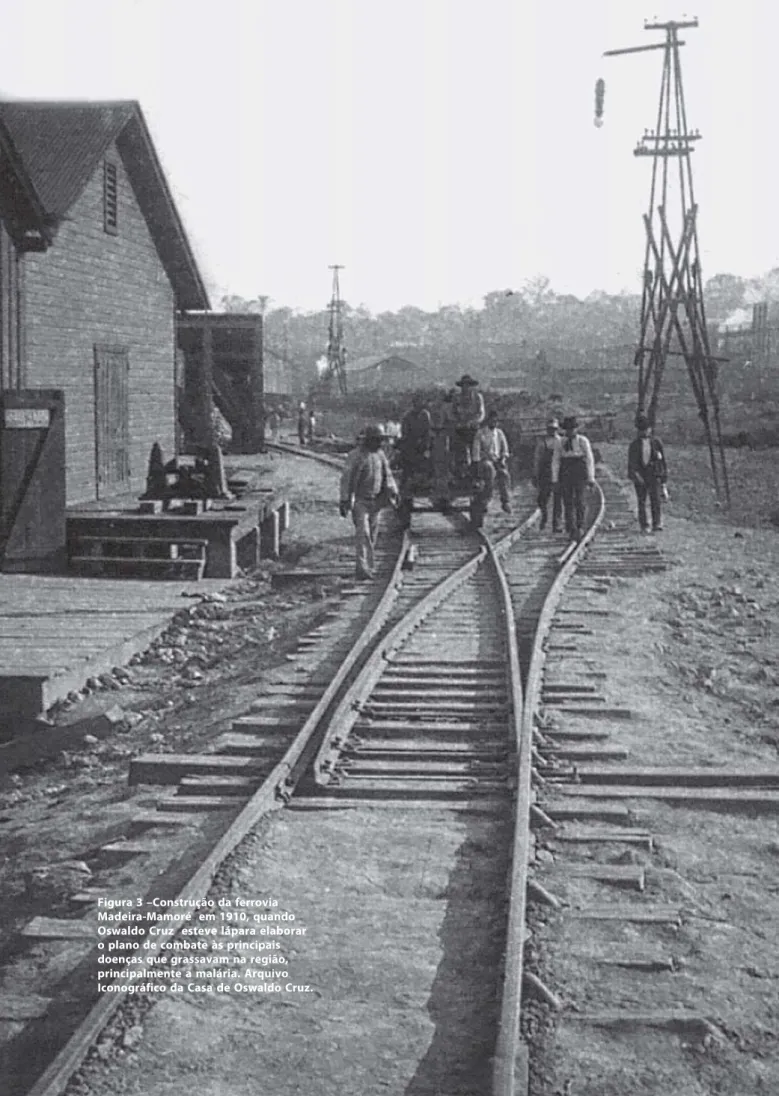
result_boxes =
[0,454,355,1037]
[65,809,512,1096]
[527,445,779,1095]
[1,440,778,1094]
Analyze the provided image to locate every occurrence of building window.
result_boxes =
[103,161,118,234]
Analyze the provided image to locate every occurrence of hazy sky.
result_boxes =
[0,0,776,312]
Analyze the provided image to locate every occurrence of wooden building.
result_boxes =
[177,312,263,453]
[347,354,430,392]
[0,99,209,504]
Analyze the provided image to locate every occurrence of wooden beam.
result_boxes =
[558,785,779,806]
[575,767,779,787]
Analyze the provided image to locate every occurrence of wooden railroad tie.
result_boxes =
[156,795,247,812]
[571,905,682,925]
[557,784,779,808]
[129,754,266,786]
[567,1012,723,1042]
[574,766,779,788]
[0,994,52,1020]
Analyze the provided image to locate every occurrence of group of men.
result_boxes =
[533,412,668,539]
[532,415,596,541]
[338,374,512,579]
[338,376,669,579]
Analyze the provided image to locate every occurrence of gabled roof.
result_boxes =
[349,355,427,376]
[0,114,52,247]
[0,100,209,310]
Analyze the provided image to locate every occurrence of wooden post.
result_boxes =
[202,324,215,448]
[250,314,264,453]
[260,507,280,560]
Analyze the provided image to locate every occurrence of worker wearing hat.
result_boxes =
[551,415,596,541]
[451,374,485,472]
[339,424,399,579]
[533,416,562,532]
[472,408,512,514]
[627,412,668,533]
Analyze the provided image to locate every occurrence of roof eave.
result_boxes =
[117,107,209,312]
[0,116,53,247]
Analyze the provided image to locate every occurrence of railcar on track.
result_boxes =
[391,422,488,531]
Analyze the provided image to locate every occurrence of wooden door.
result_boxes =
[0,389,66,571]
[94,345,130,498]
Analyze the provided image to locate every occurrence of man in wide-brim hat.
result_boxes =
[627,412,668,533]
[451,374,485,470]
[533,415,562,532]
[551,414,596,541]
[339,424,398,579]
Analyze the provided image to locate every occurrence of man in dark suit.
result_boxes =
[627,413,668,533]
[533,416,562,532]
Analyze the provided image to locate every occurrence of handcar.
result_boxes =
[393,425,488,530]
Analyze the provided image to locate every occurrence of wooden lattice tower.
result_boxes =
[606,17,730,502]
[325,264,348,396]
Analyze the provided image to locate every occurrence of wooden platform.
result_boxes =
[0,572,227,717]
[66,493,288,579]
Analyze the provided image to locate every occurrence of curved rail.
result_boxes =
[491,484,606,1096]
[264,438,346,469]
[313,510,539,782]
[26,526,411,1096]
[27,469,606,1096]
[313,543,487,780]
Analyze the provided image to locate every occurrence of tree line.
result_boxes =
[221,269,778,388]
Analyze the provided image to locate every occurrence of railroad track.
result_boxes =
[7,465,601,1096]
[19,454,766,1095]
[265,437,348,469]
[4,445,514,1096]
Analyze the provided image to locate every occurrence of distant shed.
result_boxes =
[177,312,264,453]
[348,355,429,392]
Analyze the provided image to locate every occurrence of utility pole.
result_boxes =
[606,17,729,503]
[325,265,348,396]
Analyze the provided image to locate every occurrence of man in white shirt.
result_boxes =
[551,415,596,541]
[339,424,398,579]
[451,374,486,472]
[472,409,512,513]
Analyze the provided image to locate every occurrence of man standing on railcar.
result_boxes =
[533,417,562,532]
[551,415,596,542]
[399,393,432,474]
[339,424,399,580]
[627,412,668,533]
[472,409,512,513]
[451,374,485,472]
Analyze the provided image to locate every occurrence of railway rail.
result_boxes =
[7,443,521,1096]
[14,444,768,1094]
[11,439,602,1096]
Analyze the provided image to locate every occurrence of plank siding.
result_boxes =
[23,140,175,504]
